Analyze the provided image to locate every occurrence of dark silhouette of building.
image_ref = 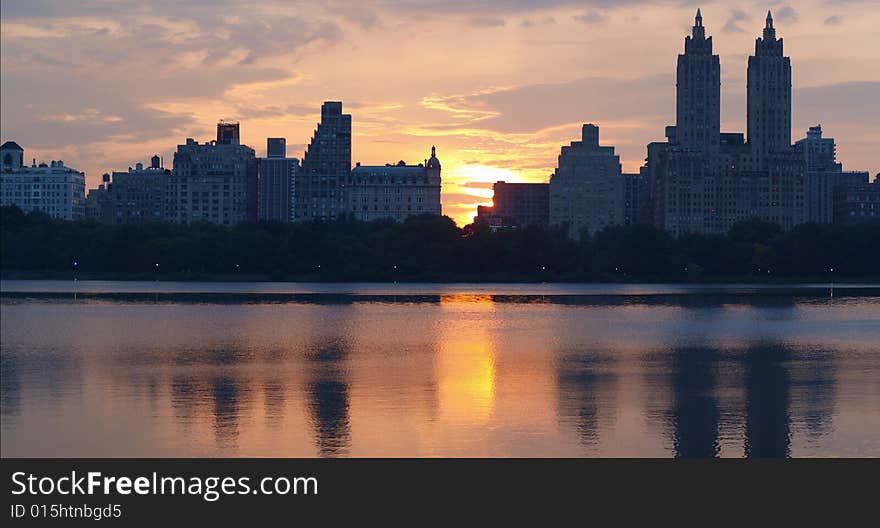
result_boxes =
[796,125,870,224]
[644,11,850,236]
[104,157,170,224]
[296,102,351,221]
[257,138,299,222]
[623,171,650,226]
[834,177,879,224]
[346,146,442,222]
[476,181,549,228]
[549,124,623,238]
[676,9,720,154]
[168,123,258,225]
[1,140,24,169]
[266,137,286,159]
[747,12,791,169]
[216,121,241,146]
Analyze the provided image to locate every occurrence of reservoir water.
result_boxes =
[2,280,878,457]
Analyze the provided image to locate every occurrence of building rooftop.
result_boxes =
[1,141,24,151]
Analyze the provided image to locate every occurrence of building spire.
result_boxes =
[695,8,703,27]
[766,10,773,29]
[431,145,436,157]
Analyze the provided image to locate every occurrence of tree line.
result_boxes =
[2,205,878,281]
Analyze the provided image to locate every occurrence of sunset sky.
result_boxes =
[2,0,878,226]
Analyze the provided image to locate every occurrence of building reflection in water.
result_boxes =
[744,343,792,458]
[670,347,720,458]
[791,349,836,442]
[263,377,286,429]
[212,375,244,447]
[306,338,351,457]
[170,374,198,426]
[0,353,21,419]
[555,352,618,448]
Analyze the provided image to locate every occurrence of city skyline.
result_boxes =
[2,1,879,226]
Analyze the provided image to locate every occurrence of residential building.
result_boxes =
[296,102,351,221]
[549,124,623,239]
[346,146,441,222]
[106,155,169,223]
[476,181,549,228]
[258,138,300,222]
[1,141,86,220]
[168,123,257,225]
[834,178,880,224]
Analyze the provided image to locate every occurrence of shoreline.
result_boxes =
[2,270,877,285]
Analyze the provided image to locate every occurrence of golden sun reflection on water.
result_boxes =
[436,295,497,423]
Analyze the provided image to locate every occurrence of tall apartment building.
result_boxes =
[168,123,257,225]
[795,125,869,224]
[476,181,549,228]
[747,11,792,170]
[549,124,623,239]
[346,146,441,222]
[258,138,300,222]
[1,141,86,220]
[623,171,650,226]
[676,9,721,155]
[105,155,169,224]
[834,177,880,225]
[645,11,851,235]
[296,102,351,221]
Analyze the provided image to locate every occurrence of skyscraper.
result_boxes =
[258,138,299,222]
[675,9,720,153]
[549,124,623,239]
[296,101,352,221]
[747,11,792,168]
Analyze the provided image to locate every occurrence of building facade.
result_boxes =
[168,124,257,225]
[258,138,300,222]
[644,11,856,236]
[1,141,86,220]
[296,102,352,221]
[346,146,441,222]
[834,177,880,225]
[676,9,721,155]
[476,181,549,228]
[549,124,623,239]
[623,171,650,226]
[105,155,169,224]
[795,125,869,223]
[747,12,791,170]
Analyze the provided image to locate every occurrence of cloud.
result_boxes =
[469,16,506,27]
[437,75,671,135]
[775,6,798,24]
[574,11,605,24]
[723,9,750,33]
[824,15,842,25]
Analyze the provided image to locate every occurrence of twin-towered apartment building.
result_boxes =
[477,10,877,237]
